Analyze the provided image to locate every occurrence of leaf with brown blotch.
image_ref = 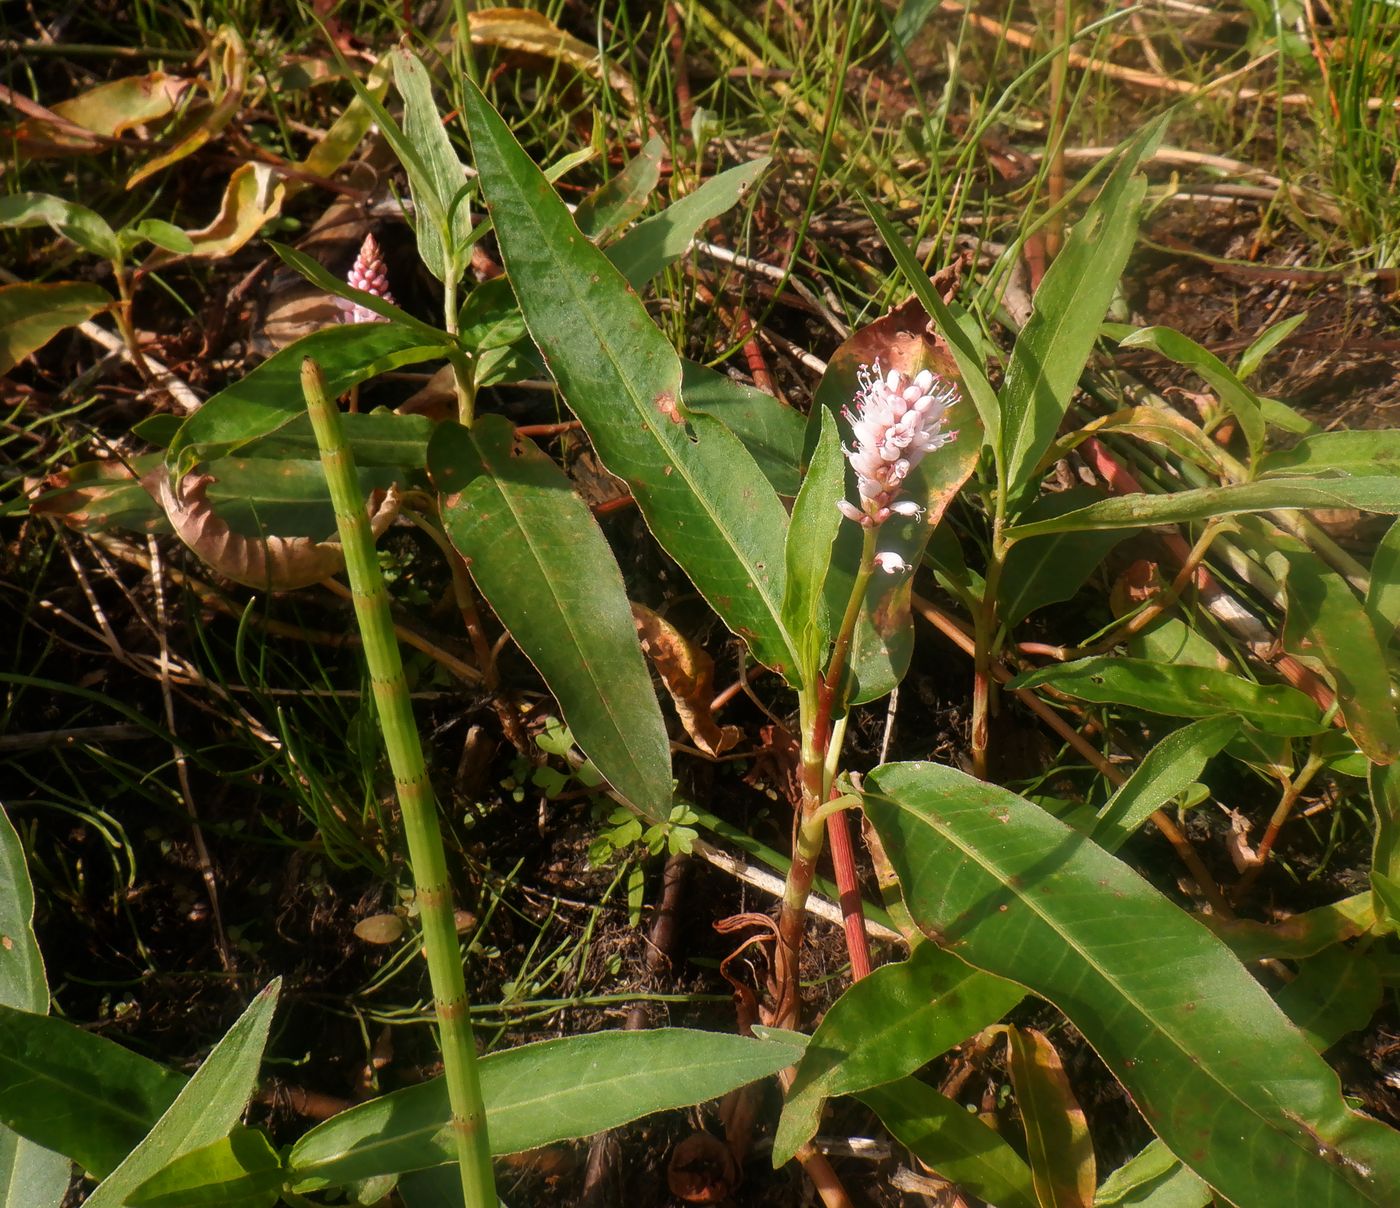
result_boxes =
[631,602,739,757]
[147,468,400,591]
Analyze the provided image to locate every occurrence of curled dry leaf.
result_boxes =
[1109,559,1163,614]
[146,468,400,591]
[127,25,249,189]
[667,1132,740,1205]
[631,602,740,757]
[146,161,287,265]
[466,8,636,107]
[10,73,192,157]
[30,455,166,532]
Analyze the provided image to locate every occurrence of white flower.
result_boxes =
[338,233,396,324]
[837,361,957,528]
[873,551,910,574]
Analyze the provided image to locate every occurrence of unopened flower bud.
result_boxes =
[339,233,396,324]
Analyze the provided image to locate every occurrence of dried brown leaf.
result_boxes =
[631,602,739,757]
[146,468,400,591]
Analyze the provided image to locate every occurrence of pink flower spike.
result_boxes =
[873,551,910,574]
[339,233,396,324]
[840,359,958,527]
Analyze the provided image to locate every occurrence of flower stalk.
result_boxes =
[302,357,496,1207]
[775,362,959,1020]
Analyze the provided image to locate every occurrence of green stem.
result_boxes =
[442,274,478,426]
[302,358,496,1207]
[775,524,883,1018]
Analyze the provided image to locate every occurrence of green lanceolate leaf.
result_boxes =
[0,1006,185,1178]
[430,415,672,814]
[389,49,472,283]
[1092,716,1241,851]
[0,192,120,260]
[127,218,194,256]
[860,1078,1037,1208]
[1369,763,1400,934]
[84,980,280,1208]
[1008,657,1324,737]
[1094,1140,1209,1208]
[1366,518,1400,642]
[1117,326,1266,463]
[0,803,70,1208]
[166,323,449,471]
[1274,947,1382,1053]
[680,361,805,497]
[243,410,434,471]
[1005,1026,1095,1208]
[1266,541,1400,764]
[782,408,845,683]
[1237,312,1308,381]
[0,1126,71,1208]
[607,156,770,288]
[1095,938,1383,1206]
[774,940,1022,1165]
[288,1028,805,1189]
[128,1127,283,1208]
[1000,123,1162,501]
[1066,406,1234,478]
[862,761,1400,1206]
[0,281,111,374]
[0,804,46,1015]
[1004,477,1400,539]
[575,135,665,240]
[462,82,797,676]
[1259,429,1400,479]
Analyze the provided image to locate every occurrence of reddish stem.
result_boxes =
[824,804,872,980]
[813,678,872,980]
